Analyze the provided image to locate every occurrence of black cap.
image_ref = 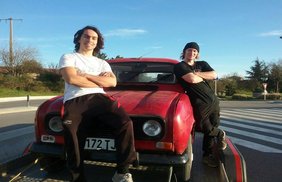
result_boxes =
[183,42,200,52]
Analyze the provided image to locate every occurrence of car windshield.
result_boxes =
[110,62,176,84]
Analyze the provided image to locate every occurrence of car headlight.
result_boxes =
[48,116,63,133]
[142,120,161,137]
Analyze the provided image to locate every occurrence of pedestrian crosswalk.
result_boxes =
[220,108,282,153]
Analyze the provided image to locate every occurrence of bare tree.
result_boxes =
[47,63,60,74]
[18,59,43,75]
[0,45,39,76]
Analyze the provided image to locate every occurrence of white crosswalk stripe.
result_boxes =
[220,108,282,153]
[227,136,282,153]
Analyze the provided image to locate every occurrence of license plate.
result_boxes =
[84,137,116,151]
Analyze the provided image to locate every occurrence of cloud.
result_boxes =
[105,28,147,37]
[258,30,282,37]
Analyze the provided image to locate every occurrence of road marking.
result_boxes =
[221,108,282,153]
[227,136,282,153]
[221,120,282,136]
[221,110,282,124]
[220,125,282,145]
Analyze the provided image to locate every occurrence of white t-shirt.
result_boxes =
[59,52,112,103]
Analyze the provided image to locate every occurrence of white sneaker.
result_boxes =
[112,172,133,182]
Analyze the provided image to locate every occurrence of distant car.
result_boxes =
[30,57,197,181]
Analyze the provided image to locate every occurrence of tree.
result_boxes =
[268,60,282,93]
[18,59,43,75]
[0,45,39,76]
[96,52,108,60]
[109,55,123,60]
[219,76,237,96]
[217,73,245,96]
[95,53,123,61]
[246,58,269,91]
[246,58,269,82]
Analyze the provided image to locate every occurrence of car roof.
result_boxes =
[107,57,179,64]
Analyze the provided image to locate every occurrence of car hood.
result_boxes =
[108,90,180,118]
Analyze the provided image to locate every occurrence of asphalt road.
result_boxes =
[220,100,282,109]
[220,100,282,182]
[0,98,51,164]
[0,99,282,182]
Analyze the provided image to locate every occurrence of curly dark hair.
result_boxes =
[73,25,104,56]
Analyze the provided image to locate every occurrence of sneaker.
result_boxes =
[217,129,227,150]
[202,154,218,168]
[112,172,133,182]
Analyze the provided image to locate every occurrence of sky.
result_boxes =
[0,0,282,78]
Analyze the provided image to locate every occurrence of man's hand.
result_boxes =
[182,72,204,84]
[194,71,217,80]
[99,72,112,77]
[85,72,117,87]
[60,67,99,88]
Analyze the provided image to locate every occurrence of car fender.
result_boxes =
[172,94,195,154]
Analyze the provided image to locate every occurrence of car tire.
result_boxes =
[38,156,66,173]
[174,134,193,181]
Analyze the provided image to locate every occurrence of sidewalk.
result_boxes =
[0,106,38,114]
[0,96,56,103]
[0,96,56,114]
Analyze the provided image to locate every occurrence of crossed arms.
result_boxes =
[60,67,117,88]
[182,71,217,84]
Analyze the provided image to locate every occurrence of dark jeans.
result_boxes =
[62,93,137,173]
[193,98,221,155]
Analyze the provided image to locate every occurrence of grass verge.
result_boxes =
[0,88,62,98]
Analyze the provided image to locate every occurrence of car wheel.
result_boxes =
[38,156,66,173]
[174,134,193,181]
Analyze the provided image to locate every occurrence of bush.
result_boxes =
[235,90,253,95]
[257,93,281,100]
[232,94,254,100]
[254,87,263,92]
[37,72,64,92]
[225,84,236,96]
[0,71,64,93]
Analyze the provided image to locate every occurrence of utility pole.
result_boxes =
[214,78,218,96]
[0,17,23,70]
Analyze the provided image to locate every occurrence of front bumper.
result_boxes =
[30,142,189,166]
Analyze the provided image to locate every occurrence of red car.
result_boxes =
[30,58,246,182]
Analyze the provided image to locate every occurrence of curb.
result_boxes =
[0,106,38,114]
[0,96,56,103]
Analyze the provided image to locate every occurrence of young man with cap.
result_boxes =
[173,42,226,167]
